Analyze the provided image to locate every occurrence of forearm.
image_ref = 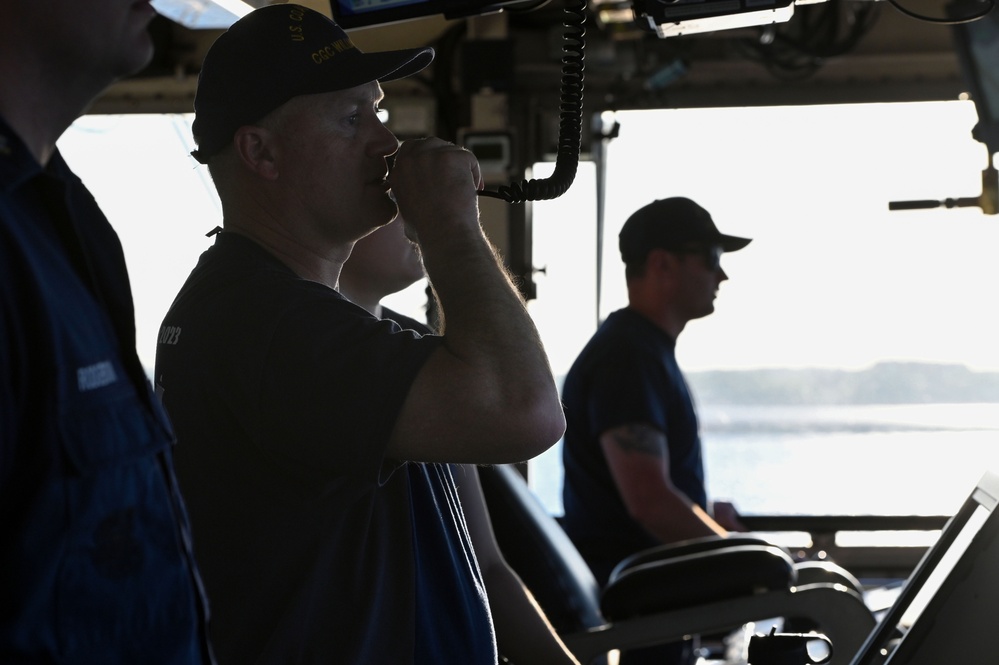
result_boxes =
[635,489,728,544]
[454,467,579,664]
[419,222,562,437]
[485,558,581,665]
[387,138,564,462]
[601,425,727,544]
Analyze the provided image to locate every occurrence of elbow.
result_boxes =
[526,397,567,456]
[494,387,566,462]
[521,383,566,455]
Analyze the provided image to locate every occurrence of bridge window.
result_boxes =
[56,101,999,521]
[529,100,999,518]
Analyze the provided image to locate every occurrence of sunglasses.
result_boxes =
[675,245,723,271]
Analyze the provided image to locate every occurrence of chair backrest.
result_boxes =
[477,464,607,634]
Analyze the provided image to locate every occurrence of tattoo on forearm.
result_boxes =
[609,424,665,456]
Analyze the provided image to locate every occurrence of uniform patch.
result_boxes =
[77,360,117,392]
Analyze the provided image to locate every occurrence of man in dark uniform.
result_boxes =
[0,2,212,662]
[155,6,574,664]
[561,197,751,664]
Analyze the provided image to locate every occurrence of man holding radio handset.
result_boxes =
[155,4,575,664]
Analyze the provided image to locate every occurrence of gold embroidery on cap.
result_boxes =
[312,39,356,64]
[288,5,305,41]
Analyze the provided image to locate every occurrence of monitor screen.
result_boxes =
[849,471,999,665]
[329,0,519,29]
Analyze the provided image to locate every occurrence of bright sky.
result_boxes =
[530,100,999,377]
[57,100,999,378]
[59,114,221,375]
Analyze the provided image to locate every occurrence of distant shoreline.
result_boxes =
[687,361,999,406]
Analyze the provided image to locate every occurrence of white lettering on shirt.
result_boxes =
[158,325,181,346]
[77,361,117,392]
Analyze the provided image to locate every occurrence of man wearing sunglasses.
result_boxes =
[560,197,752,664]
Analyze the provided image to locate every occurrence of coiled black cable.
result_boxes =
[478,0,586,203]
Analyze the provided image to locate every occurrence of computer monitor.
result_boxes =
[849,470,999,665]
[328,0,526,29]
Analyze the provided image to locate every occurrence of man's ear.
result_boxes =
[232,125,280,180]
[647,248,677,275]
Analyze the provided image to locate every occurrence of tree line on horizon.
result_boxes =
[687,361,999,405]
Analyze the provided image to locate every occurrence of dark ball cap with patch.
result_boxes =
[619,197,752,265]
[191,3,434,163]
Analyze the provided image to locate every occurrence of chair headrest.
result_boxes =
[601,544,796,621]
[477,464,607,633]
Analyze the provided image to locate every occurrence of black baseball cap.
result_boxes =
[191,4,435,163]
[619,197,751,265]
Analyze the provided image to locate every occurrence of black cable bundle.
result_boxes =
[733,0,881,80]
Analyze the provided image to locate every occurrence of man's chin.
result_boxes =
[692,304,716,320]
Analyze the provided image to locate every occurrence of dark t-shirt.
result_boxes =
[156,232,496,664]
[0,116,211,663]
[561,307,706,584]
[381,305,434,336]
